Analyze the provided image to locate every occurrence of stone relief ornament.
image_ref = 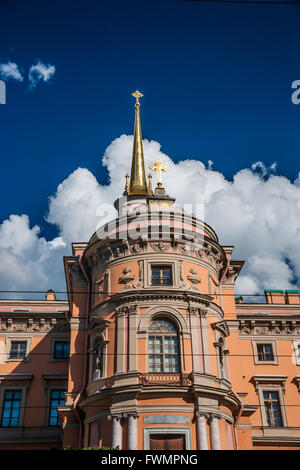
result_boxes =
[131,243,142,254]
[133,260,144,288]
[254,326,270,335]
[0,317,69,333]
[113,246,124,258]
[119,267,135,289]
[187,268,201,286]
[150,242,169,252]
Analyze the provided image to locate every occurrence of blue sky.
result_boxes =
[1,0,300,239]
[1,0,300,299]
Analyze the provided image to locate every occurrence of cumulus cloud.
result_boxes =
[0,215,66,298]
[0,61,23,81]
[28,60,55,89]
[1,134,300,299]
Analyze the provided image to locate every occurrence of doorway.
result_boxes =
[149,434,186,450]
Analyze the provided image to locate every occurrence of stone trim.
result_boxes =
[49,336,70,362]
[292,376,300,392]
[292,340,300,365]
[143,427,192,450]
[43,384,67,427]
[239,319,300,337]
[251,339,279,366]
[4,336,32,363]
[0,381,31,427]
[251,375,288,427]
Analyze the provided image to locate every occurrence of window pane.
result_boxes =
[1,390,21,427]
[49,390,66,426]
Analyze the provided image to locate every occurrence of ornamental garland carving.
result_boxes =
[85,237,225,276]
[115,304,138,317]
[118,267,135,289]
[239,320,300,336]
[0,318,69,333]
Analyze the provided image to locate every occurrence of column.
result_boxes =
[189,309,202,373]
[128,308,138,372]
[127,413,138,450]
[196,413,208,450]
[111,415,122,449]
[209,414,221,450]
[199,311,210,373]
[115,311,125,374]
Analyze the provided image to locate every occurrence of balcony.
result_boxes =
[139,373,193,387]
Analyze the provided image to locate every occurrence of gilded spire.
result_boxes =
[129,90,148,195]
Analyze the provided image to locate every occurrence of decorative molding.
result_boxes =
[118,267,135,290]
[239,319,300,337]
[115,304,138,317]
[0,317,69,334]
[143,415,190,424]
[251,374,288,393]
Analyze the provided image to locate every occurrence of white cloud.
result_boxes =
[1,135,300,299]
[0,62,23,81]
[28,60,55,89]
[0,215,66,298]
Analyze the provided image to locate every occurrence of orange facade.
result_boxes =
[1,95,300,450]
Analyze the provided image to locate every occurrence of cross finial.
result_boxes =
[132,90,143,107]
[149,159,169,188]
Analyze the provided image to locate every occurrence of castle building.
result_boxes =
[1,92,300,450]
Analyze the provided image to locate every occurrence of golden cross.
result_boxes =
[132,90,143,106]
[149,159,169,187]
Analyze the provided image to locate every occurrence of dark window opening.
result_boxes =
[54,341,70,360]
[49,390,66,426]
[151,266,172,286]
[257,344,274,361]
[9,342,26,360]
[1,390,21,427]
[263,391,283,427]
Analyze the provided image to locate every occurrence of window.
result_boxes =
[148,318,179,372]
[252,340,278,365]
[151,266,172,286]
[1,390,21,427]
[54,341,70,360]
[92,337,104,380]
[257,344,274,362]
[263,391,283,427]
[49,390,66,426]
[9,341,26,360]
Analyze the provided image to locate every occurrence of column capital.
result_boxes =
[209,413,222,422]
[125,412,139,419]
[108,413,122,421]
[195,411,210,419]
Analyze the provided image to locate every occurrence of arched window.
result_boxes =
[148,318,179,373]
[92,337,104,380]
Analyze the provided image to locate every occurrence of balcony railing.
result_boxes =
[139,373,193,387]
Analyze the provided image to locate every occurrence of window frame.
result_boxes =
[48,388,66,427]
[0,385,27,428]
[49,337,70,362]
[0,389,22,427]
[292,340,300,366]
[252,339,278,365]
[148,318,180,373]
[151,266,173,287]
[146,260,179,288]
[53,341,70,360]
[5,337,31,362]
[252,376,288,427]
[263,390,283,427]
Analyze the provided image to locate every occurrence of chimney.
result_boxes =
[285,290,300,305]
[264,290,285,304]
[46,289,56,301]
